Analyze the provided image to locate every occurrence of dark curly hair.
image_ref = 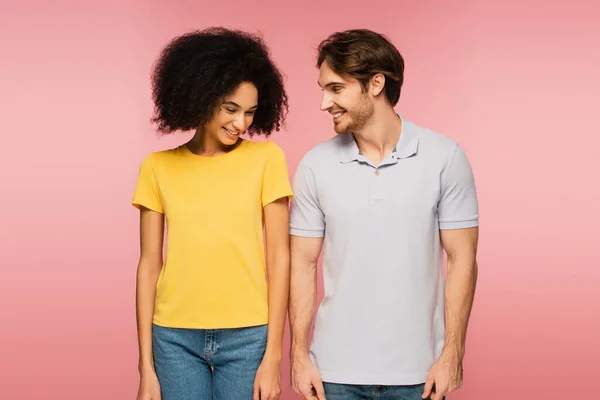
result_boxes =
[151,27,288,136]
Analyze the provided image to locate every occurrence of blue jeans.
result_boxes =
[152,323,267,400]
[323,382,445,400]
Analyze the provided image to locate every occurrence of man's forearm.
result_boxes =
[443,257,478,358]
[289,261,317,359]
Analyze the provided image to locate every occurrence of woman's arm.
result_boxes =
[263,196,291,362]
[253,196,290,400]
[136,207,164,397]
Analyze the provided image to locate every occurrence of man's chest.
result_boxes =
[316,163,441,227]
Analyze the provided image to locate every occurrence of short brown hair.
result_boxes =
[317,29,404,106]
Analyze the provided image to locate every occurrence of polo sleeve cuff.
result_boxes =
[290,228,325,238]
[439,218,479,230]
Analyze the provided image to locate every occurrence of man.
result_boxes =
[289,29,479,400]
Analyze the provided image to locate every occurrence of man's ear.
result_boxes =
[369,73,386,97]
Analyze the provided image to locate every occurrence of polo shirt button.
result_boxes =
[375,169,380,176]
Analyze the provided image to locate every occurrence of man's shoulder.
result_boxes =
[299,134,345,167]
[405,119,459,155]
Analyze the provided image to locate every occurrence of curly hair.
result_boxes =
[151,27,288,136]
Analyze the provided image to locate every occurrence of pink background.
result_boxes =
[1,1,598,399]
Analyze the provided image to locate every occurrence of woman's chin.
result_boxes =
[220,128,241,144]
[218,136,240,147]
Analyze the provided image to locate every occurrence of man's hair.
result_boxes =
[317,29,404,106]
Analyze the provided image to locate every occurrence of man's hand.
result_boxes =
[291,353,326,400]
[422,348,463,400]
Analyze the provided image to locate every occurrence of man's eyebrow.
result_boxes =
[318,81,345,89]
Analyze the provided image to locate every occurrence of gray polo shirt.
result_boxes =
[290,118,479,385]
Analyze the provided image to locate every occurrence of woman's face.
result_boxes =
[205,81,258,146]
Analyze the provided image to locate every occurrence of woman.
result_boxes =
[133,27,292,400]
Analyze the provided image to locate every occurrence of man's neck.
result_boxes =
[353,108,402,165]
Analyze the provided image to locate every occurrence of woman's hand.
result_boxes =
[253,356,281,400]
[136,369,161,400]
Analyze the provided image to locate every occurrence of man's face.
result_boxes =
[318,61,374,134]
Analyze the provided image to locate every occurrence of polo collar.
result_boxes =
[339,116,419,163]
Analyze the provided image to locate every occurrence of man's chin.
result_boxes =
[333,122,347,134]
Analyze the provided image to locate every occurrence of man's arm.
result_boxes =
[289,236,323,356]
[442,226,478,358]
[289,235,326,400]
[423,226,478,400]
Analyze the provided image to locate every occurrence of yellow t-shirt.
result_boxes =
[132,139,293,329]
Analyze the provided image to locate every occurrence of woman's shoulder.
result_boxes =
[135,147,188,177]
[141,145,186,163]
[241,139,284,157]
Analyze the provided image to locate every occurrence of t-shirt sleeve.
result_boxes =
[132,154,164,214]
[438,144,479,230]
[289,156,325,238]
[261,143,294,207]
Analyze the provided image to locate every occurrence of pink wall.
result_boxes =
[1,1,598,399]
